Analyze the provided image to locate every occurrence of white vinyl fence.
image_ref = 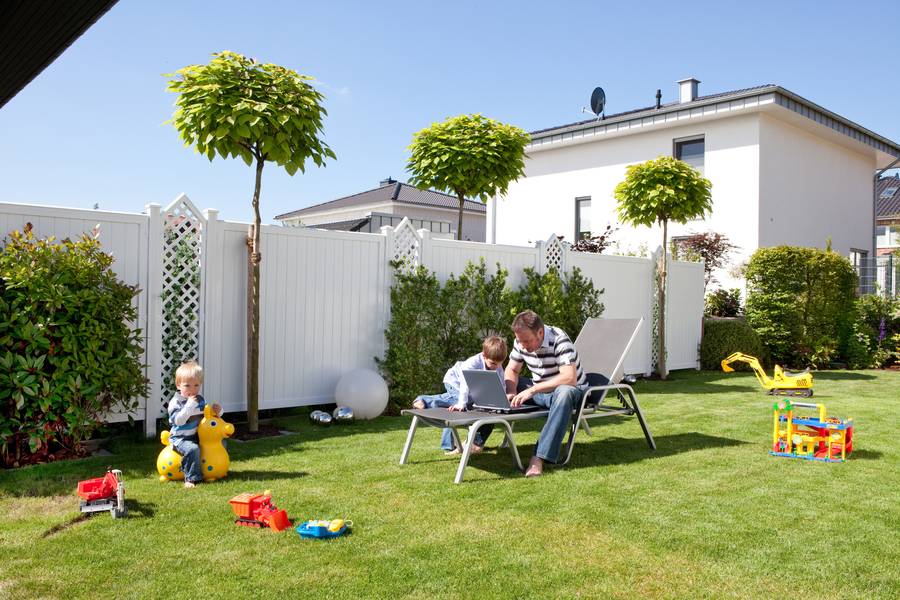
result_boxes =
[1,196,705,435]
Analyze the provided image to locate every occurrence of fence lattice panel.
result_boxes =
[159,195,205,411]
[390,218,422,269]
[543,235,565,273]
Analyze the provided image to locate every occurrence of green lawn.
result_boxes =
[1,370,898,599]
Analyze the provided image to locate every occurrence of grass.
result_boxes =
[1,370,898,599]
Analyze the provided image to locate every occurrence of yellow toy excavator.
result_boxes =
[721,352,813,397]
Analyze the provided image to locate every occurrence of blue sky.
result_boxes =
[1,0,898,223]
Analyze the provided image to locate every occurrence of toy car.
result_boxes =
[77,468,127,518]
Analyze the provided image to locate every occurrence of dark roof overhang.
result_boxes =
[0,0,119,109]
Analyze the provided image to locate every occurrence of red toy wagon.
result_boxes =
[77,468,127,518]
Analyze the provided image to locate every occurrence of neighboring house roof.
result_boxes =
[310,217,372,232]
[529,84,900,159]
[877,176,900,219]
[275,181,486,220]
[0,0,119,109]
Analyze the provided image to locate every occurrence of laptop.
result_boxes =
[463,370,541,414]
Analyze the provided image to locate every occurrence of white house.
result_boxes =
[488,79,900,289]
[277,177,487,241]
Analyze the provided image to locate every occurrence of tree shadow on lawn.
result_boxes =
[633,374,769,396]
[419,431,748,482]
[637,370,878,397]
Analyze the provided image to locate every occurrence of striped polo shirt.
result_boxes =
[509,325,586,385]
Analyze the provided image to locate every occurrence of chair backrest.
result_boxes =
[573,317,643,385]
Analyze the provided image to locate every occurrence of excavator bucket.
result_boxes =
[264,509,291,532]
[721,361,734,373]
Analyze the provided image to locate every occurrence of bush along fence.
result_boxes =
[715,244,900,370]
[0,227,147,467]
[0,196,705,435]
[376,260,604,414]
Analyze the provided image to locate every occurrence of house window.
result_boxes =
[850,248,871,294]
[674,136,705,172]
[575,197,591,240]
[881,187,898,199]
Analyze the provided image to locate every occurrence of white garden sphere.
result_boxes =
[334,369,388,420]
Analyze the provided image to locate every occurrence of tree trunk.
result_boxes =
[456,193,465,241]
[658,218,668,380]
[246,158,264,432]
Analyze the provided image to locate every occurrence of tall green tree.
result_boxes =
[614,156,712,379]
[407,114,529,240]
[166,51,335,431]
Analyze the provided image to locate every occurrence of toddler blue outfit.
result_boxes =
[167,393,207,483]
[415,353,504,451]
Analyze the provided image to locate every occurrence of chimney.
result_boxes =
[677,77,701,103]
[380,176,396,187]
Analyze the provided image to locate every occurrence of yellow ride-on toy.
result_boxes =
[721,352,813,397]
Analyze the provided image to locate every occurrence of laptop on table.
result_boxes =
[462,370,541,414]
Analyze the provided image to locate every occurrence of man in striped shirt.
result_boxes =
[506,310,588,477]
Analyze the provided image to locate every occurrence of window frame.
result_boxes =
[574,196,591,241]
[673,135,705,173]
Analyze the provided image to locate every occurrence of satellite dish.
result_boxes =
[589,87,606,117]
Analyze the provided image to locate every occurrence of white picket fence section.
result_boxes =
[0,197,705,435]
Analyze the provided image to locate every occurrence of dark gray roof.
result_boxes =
[275,181,486,220]
[309,217,371,232]
[529,84,900,159]
[1,1,119,109]
[877,176,900,219]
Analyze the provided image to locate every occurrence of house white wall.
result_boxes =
[492,101,887,291]
[492,114,762,287]
[758,114,874,255]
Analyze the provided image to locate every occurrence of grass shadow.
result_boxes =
[417,432,748,482]
[123,497,157,519]
[226,469,309,482]
[847,449,883,460]
[812,372,878,381]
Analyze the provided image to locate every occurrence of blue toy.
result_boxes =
[296,518,352,539]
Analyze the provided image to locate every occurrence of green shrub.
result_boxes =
[845,295,900,368]
[509,267,604,344]
[699,318,767,371]
[0,228,147,467]
[705,288,742,317]
[377,260,603,414]
[744,246,857,367]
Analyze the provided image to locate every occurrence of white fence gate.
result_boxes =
[0,198,705,435]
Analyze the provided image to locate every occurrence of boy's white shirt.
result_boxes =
[170,394,204,426]
[443,353,505,409]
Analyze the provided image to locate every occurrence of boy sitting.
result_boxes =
[167,361,222,488]
[413,336,507,454]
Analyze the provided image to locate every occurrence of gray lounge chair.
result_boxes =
[399,317,655,483]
